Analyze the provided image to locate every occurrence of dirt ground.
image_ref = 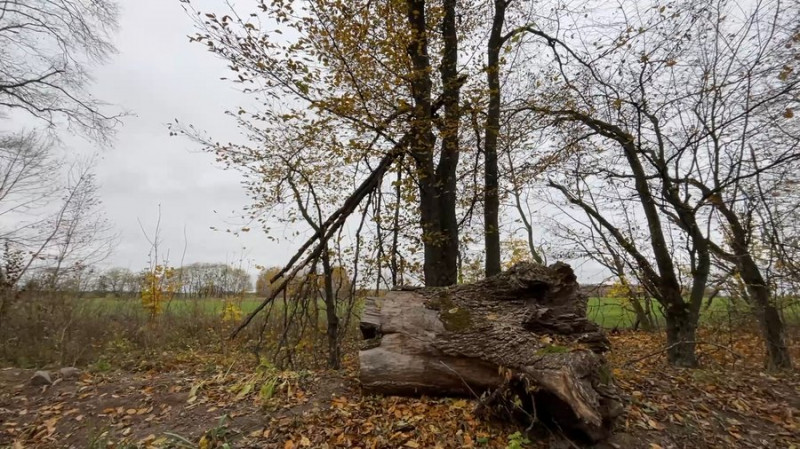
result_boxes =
[1,331,798,448]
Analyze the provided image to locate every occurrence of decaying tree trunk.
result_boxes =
[359,262,622,443]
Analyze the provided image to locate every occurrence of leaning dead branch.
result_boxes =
[230,133,410,338]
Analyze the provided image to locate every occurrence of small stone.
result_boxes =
[59,367,81,379]
[30,371,52,386]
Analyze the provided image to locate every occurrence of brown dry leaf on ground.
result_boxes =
[0,329,798,448]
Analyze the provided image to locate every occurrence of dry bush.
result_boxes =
[0,291,362,372]
[0,293,230,369]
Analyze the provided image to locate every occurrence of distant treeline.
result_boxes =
[22,263,252,298]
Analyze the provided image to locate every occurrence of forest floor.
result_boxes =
[1,329,798,449]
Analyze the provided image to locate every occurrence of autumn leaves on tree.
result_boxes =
[179,0,799,372]
[179,0,513,287]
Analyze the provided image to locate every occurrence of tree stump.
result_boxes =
[359,262,622,443]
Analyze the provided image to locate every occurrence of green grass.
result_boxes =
[83,294,800,331]
[83,296,264,316]
[587,296,800,329]
[82,293,361,320]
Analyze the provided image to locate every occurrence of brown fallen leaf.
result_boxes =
[647,418,665,430]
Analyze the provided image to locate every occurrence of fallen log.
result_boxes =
[359,262,622,443]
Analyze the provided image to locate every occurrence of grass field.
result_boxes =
[85,294,800,330]
[84,295,264,316]
[587,296,800,328]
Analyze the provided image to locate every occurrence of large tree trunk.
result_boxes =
[664,304,698,368]
[482,0,506,278]
[752,292,792,371]
[739,255,792,370]
[435,0,461,287]
[405,0,458,287]
[359,262,622,443]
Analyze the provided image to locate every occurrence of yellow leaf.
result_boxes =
[404,441,419,448]
[199,436,210,449]
[284,440,295,449]
[778,65,793,81]
[44,417,59,435]
[451,399,468,408]
[300,435,311,447]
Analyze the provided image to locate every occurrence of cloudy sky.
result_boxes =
[67,0,290,273]
[7,0,605,283]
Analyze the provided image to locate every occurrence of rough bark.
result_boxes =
[664,304,698,368]
[434,0,461,288]
[359,262,622,443]
[482,0,505,277]
[321,248,341,370]
[406,0,458,287]
[737,240,792,371]
[757,303,792,370]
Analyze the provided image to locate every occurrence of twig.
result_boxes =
[623,340,744,367]
[551,423,582,449]
[439,360,480,400]
[230,135,408,338]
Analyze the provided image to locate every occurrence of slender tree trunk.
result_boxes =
[620,141,701,365]
[664,302,698,367]
[508,172,543,264]
[482,0,506,277]
[629,295,655,332]
[391,168,401,287]
[715,203,792,370]
[611,262,654,332]
[741,262,792,370]
[321,247,340,369]
[435,0,461,286]
[0,292,10,331]
[755,302,792,371]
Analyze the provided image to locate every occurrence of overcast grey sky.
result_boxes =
[67,0,290,273]
[42,0,607,283]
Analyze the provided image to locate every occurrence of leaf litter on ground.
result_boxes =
[0,328,797,448]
